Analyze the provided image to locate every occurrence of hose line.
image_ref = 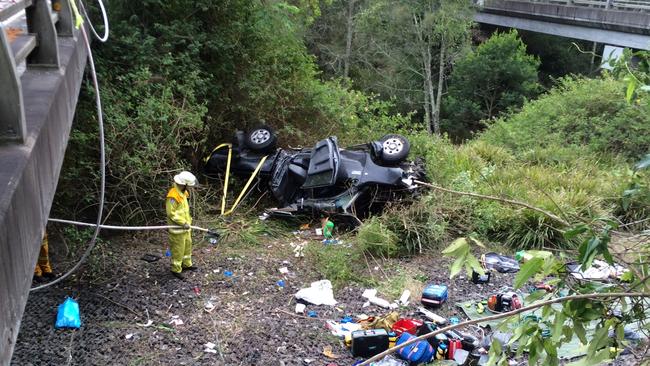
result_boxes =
[31,24,106,292]
[48,218,214,233]
[78,0,109,42]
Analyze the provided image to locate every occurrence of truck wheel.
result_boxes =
[245,125,277,152]
[379,134,410,164]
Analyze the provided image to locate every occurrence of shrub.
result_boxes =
[480,77,650,160]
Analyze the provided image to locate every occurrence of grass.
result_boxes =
[355,131,642,253]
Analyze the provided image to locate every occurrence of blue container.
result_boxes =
[396,332,434,364]
[421,284,448,306]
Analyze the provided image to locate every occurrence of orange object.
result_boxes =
[5,28,22,43]
[52,1,62,11]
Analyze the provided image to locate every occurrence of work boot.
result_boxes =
[171,271,185,280]
[32,275,44,283]
[182,265,198,271]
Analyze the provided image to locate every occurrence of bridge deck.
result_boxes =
[0,1,87,363]
[477,0,650,49]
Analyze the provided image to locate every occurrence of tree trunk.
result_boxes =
[425,45,437,135]
[432,39,445,136]
[343,0,356,79]
[424,76,431,133]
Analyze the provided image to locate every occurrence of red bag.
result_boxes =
[448,339,462,360]
[392,318,424,336]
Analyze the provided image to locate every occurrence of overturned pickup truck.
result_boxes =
[204,126,425,223]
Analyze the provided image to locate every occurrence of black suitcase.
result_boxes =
[351,329,389,357]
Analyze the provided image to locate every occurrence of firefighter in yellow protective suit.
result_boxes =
[34,232,55,281]
[166,171,198,280]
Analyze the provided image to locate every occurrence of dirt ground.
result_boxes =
[10,227,644,365]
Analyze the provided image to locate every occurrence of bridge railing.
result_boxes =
[0,0,75,144]
[481,0,650,11]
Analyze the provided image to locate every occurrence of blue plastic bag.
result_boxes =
[55,297,81,329]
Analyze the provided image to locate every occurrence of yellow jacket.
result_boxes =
[166,184,191,233]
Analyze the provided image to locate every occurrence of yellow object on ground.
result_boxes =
[166,184,193,273]
[34,233,53,277]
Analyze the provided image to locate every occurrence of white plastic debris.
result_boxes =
[125,333,133,340]
[169,315,184,326]
[397,290,411,306]
[362,288,394,309]
[279,267,289,274]
[204,342,217,353]
[295,303,306,314]
[418,307,447,324]
[325,320,363,338]
[136,320,153,327]
[295,280,338,306]
[569,260,628,280]
[204,301,215,312]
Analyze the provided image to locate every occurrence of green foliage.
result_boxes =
[305,244,364,287]
[444,30,541,139]
[60,227,114,281]
[442,237,485,278]
[517,31,595,82]
[481,76,650,160]
[56,0,392,223]
[356,217,400,257]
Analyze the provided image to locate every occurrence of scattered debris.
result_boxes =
[278,267,289,274]
[140,254,160,262]
[482,252,519,273]
[136,320,153,327]
[169,315,184,326]
[421,284,448,306]
[55,297,81,329]
[322,345,340,359]
[295,303,306,314]
[567,260,628,280]
[204,301,215,313]
[295,280,337,306]
[362,289,396,309]
[204,341,218,353]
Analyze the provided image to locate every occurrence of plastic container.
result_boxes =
[421,284,448,306]
[391,318,423,336]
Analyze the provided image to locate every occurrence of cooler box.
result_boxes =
[392,318,423,336]
[351,329,389,358]
[421,284,448,306]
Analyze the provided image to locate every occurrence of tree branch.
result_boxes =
[413,180,571,227]
[359,292,650,365]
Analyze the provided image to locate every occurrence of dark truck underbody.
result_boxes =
[205,130,425,223]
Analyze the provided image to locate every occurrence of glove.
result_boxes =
[183,223,190,229]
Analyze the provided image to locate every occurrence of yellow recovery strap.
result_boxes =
[205,143,268,216]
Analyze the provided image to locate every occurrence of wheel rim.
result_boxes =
[382,138,403,155]
[250,129,271,144]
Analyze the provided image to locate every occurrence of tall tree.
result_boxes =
[444,30,541,138]
[355,0,474,135]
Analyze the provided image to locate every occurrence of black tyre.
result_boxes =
[245,125,277,152]
[379,134,410,164]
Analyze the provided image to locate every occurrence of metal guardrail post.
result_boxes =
[0,26,27,143]
[53,0,74,37]
[26,0,60,67]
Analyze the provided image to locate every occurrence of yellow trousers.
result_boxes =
[34,233,52,277]
[169,231,192,273]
